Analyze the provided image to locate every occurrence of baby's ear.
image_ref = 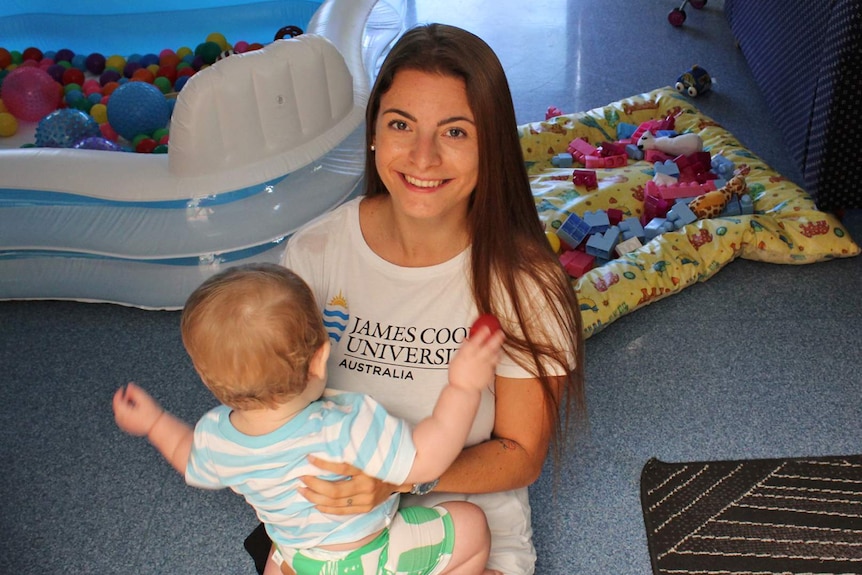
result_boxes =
[308,341,331,381]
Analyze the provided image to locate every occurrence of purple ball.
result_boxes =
[73,136,127,152]
[46,63,66,83]
[123,61,142,79]
[99,69,121,86]
[55,48,75,63]
[85,53,106,75]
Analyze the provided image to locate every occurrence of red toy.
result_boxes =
[469,314,502,338]
[668,0,707,27]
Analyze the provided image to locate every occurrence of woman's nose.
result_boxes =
[409,133,442,169]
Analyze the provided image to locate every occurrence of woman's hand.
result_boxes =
[299,456,402,514]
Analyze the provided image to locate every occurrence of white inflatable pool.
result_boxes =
[0,0,405,308]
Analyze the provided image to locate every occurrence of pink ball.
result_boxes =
[0,67,62,122]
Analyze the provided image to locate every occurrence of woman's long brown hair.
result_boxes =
[364,24,585,462]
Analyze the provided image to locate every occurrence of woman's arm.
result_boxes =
[298,373,559,513]
[435,373,557,493]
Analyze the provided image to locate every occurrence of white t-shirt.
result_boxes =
[283,197,551,574]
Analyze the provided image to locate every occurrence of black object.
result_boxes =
[243,523,271,575]
[641,454,862,575]
[274,25,304,40]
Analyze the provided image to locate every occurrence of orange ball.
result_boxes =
[159,52,181,68]
[102,81,120,96]
[131,68,155,83]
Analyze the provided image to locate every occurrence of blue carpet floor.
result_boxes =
[2,1,860,574]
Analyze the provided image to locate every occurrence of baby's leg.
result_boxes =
[437,501,493,574]
[262,545,296,575]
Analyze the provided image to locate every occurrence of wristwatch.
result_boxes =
[410,478,439,496]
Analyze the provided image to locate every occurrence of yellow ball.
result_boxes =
[90,103,108,124]
[0,112,18,137]
[176,46,193,59]
[545,230,561,254]
[205,32,230,51]
[106,54,126,71]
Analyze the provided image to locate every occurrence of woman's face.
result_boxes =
[373,69,479,225]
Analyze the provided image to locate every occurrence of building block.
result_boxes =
[644,149,674,163]
[585,226,621,260]
[606,208,624,226]
[625,144,644,161]
[646,179,716,201]
[556,212,591,249]
[721,196,741,217]
[615,236,643,257]
[618,217,645,242]
[654,159,680,178]
[559,249,595,278]
[567,138,598,164]
[551,153,574,168]
[617,122,638,140]
[666,202,697,229]
[739,193,754,215]
[643,193,672,222]
[711,153,735,179]
[598,141,627,157]
[583,210,610,234]
[585,154,627,169]
[644,217,674,241]
[545,106,563,120]
[572,169,598,190]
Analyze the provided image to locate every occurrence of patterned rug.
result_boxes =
[640,454,862,574]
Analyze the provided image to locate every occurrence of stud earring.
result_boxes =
[370,144,375,151]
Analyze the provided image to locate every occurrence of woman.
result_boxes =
[252,23,585,574]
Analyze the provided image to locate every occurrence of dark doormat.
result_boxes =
[640,454,862,574]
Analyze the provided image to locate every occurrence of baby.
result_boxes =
[113,263,504,575]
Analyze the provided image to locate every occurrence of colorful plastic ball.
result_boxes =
[153,143,169,154]
[46,63,66,83]
[106,81,171,141]
[233,41,250,54]
[99,122,118,141]
[35,108,100,148]
[135,137,158,153]
[22,47,43,62]
[85,53,106,75]
[176,46,193,59]
[159,52,180,68]
[156,65,177,84]
[131,68,155,83]
[61,67,85,86]
[0,112,18,137]
[194,41,222,65]
[54,49,75,63]
[153,76,172,94]
[0,48,12,69]
[102,81,120,97]
[217,49,235,61]
[64,88,84,106]
[173,75,191,92]
[89,103,108,124]
[140,53,159,68]
[123,61,142,79]
[81,79,102,96]
[63,83,82,95]
[206,32,230,51]
[0,67,62,122]
[71,54,87,70]
[99,69,121,86]
[105,54,126,72]
[73,135,126,152]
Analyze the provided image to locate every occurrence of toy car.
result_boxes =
[675,65,712,97]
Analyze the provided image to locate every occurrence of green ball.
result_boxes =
[194,41,222,65]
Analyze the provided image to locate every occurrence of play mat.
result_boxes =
[519,87,860,338]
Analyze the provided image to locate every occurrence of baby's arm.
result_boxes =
[406,323,505,484]
[113,382,193,475]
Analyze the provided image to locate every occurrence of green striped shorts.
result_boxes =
[278,505,455,575]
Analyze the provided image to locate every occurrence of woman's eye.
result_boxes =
[446,127,467,138]
[388,120,408,131]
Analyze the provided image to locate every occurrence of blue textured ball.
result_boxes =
[106,81,171,141]
[35,109,101,148]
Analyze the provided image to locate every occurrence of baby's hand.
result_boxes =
[448,315,505,392]
[112,382,164,437]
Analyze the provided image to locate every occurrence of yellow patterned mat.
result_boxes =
[519,87,860,337]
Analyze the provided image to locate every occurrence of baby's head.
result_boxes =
[181,263,327,410]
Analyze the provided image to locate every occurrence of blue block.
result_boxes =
[557,213,591,248]
[617,122,638,140]
[644,218,673,241]
[654,160,679,177]
[583,210,610,234]
[711,154,735,179]
[618,217,645,242]
[740,193,754,215]
[551,153,574,168]
[585,226,621,260]
[625,144,644,161]
[666,202,697,229]
[721,196,741,217]
[656,130,677,138]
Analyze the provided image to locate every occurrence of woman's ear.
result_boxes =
[308,341,331,381]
